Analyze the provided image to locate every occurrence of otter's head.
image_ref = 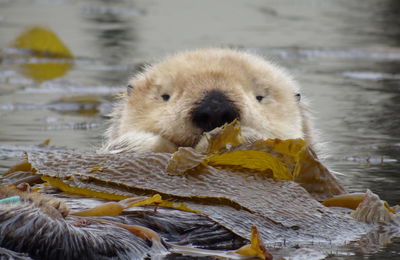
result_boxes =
[116,48,313,150]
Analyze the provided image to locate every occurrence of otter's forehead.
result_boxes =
[147,48,298,93]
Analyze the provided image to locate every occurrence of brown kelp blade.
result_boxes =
[167,121,345,200]
[350,190,398,224]
[21,149,369,246]
[3,121,379,247]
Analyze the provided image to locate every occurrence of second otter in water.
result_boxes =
[101,48,314,153]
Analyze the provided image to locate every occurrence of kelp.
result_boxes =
[71,196,160,217]
[323,193,368,210]
[71,194,200,216]
[0,185,271,259]
[322,191,397,218]
[6,121,400,250]
[351,190,399,224]
[8,26,73,81]
[167,120,345,200]
[0,122,374,246]
[49,95,103,116]
[68,195,271,258]
[19,149,370,246]
[42,175,132,200]
[235,226,272,260]
[10,27,73,58]
[96,218,272,259]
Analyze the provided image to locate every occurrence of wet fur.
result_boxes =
[0,187,245,259]
[0,186,68,218]
[101,48,315,154]
[0,203,151,260]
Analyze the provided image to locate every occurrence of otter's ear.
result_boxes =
[127,84,134,96]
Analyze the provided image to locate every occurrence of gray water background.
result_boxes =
[0,0,400,259]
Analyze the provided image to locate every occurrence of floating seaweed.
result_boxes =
[1,121,399,259]
[7,26,73,81]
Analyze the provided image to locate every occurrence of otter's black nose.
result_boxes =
[191,90,239,132]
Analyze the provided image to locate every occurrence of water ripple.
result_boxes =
[342,72,400,81]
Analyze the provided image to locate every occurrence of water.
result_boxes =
[1,0,400,259]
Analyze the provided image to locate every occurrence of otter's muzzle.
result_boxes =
[191,90,240,132]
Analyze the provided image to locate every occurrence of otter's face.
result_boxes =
[122,49,310,148]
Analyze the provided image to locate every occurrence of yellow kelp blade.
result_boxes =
[72,202,125,216]
[235,226,273,260]
[167,226,272,259]
[3,160,34,176]
[9,26,73,81]
[208,150,292,180]
[123,194,163,208]
[96,220,169,256]
[69,192,199,217]
[42,176,130,201]
[205,119,243,153]
[252,138,345,199]
[323,190,397,223]
[322,193,367,210]
[167,122,292,180]
[71,195,161,216]
[165,120,345,199]
[253,138,306,173]
[10,26,73,58]
[264,138,306,156]
[21,62,73,81]
[293,145,345,200]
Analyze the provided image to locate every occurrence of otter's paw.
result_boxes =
[1,186,69,218]
[22,192,69,218]
[240,126,268,143]
[194,135,209,153]
[101,131,178,153]
[150,135,178,153]
[32,195,69,218]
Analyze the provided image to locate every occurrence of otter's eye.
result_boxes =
[161,94,170,101]
[295,93,301,102]
[256,95,264,102]
[127,84,134,96]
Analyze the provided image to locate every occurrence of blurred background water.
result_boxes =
[0,0,400,259]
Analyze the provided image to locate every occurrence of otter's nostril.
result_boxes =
[191,90,240,132]
[198,112,210,122]
[222,111,233,121]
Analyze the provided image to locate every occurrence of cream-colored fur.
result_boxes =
[101,48,314,153]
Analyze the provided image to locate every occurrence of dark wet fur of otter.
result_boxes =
[117,208,247,250]
[0,188,246,259]
[0,203,152,260]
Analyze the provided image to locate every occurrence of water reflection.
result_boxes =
[20,61,72,81]
[379,0,400,46]
[83,0,139,85]
[336,0,400,205]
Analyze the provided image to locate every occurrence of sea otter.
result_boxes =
[101,48,314,154]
